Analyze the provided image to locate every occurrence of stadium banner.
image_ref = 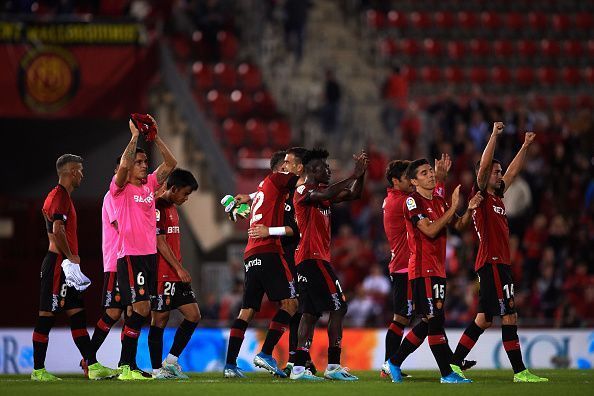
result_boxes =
[0,328,592,374]
[0,21,156,118]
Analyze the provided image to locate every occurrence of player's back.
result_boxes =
[293,183,332,264]
[383,187,409,273]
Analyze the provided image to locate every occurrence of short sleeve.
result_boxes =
[110,175,125,197]
[404,196,426,227]
[269,172,299,191]
[47,188,70,222]
[104,193,118,224]
[156,202,167,236]
[147,171,161,193]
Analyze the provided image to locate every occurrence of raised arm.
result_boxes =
[435,153,452,183]
[114,120,140,187]
[157,235,191,283]
[477,122,504,191]
[452,191,483,231]
[310,151,368,203]
[502,132,535,193]
[416,185,460,238]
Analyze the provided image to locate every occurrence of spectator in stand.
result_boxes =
[502,174,532,236]
[381,65,408,136]
[283,0,310,62]
[522,214,548,287]
[322,69,342,133]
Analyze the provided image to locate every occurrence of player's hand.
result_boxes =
[468,191,483,210]
[492,122,504,136]
[176,267,192,283]
[129,119,140,137]
[248,224,270,239]
[147,114,159,134]
[523,132,536,147]
[234,194,252,204]
[69,255,81,264]
[353,150,369,178]
[451,185,461,209]
[435,153,452,182]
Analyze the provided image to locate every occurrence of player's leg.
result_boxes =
[388,317,428,368]
[148,310,170,378]
[385,274,411,362]
[451,313,489,374]
[91,273,123,353]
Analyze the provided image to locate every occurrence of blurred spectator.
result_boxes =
[321,69,342,133]
[502,175,532,236]
[381,65,408,135]
[283,0,310,62]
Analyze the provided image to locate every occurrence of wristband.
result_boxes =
[268,227,287,236]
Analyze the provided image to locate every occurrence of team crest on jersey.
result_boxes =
[406,197,417,210]
[436,300,443,310]
[115,293,121,302]
[156,209,160,222]
[139,288,145,296]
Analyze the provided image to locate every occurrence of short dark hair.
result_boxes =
[116,148,146,165]
[474,158,502,174]
[385,160,411,187]
[56,154,83,172]
[286,147,308,164]
[303,148,329,170]
[166,168,198,191]
[270,150,287,171]
[406,158,430,180]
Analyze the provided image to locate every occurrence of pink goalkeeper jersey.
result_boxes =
[110,172,161,258]
[101,191,119,272]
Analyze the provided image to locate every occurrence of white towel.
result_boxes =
[61,259,91,291]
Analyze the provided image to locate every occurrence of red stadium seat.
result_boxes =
[505,12,524,31]
[170,34,191,61]
[587,40,594,58]
[552,14,571,33]
[206,90,231,119]
[192,30,212,60]
[268,120,292,148]
[253,91,277,118]
[444,66,464,84]
[222,118,245,146]
[192,62,214,91]
[517,40,538,58]
[366,10,386,30]
[515,67,535,86]
[552,95,571,112]
[540,39,561,58]
[245,119,268,146]
[470,39,490,58]
[217,31,239,61]
[447,41,466,60]
[528,12,548,31]
[576,94,594,109]
[480,11,500,31]
[563,40,583,58]
[561,67,581,85]
[492,66,512,85]
[420,66,441,83]
[583,67,594,84]
[379,37,398,57]
[387,10,407,30]
[401,66,418,83]
[457,11,477,30]
[576,13,594,31]
[401,39,420,57]
[230,90,254,118]
[493,40,514,58]
[469,67,489,84]
[423,39,442,57]
[213,62,237,90]
[409,11,432,30]
[532,95,549,111]
[434,11,455,30]
[537,67,558,85]
[237,63,262,92]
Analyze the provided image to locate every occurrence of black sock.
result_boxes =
[170,319,198,357]
[70,311,97,365]
[119,311,145,367]
[385,321,405,361]
[294,347,309,367]
[427,316,453,377]
[226,319,248,365]
[328,346,341,365]
[288,312,301,363]
[148,326,165,370]
[390,320,428,366]
[502,325,526,373]
[33,316,55,370]
[261,310,292,355]
[452,321,484,366]
[91,313,118,353]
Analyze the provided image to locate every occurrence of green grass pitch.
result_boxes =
[1,370,593,396]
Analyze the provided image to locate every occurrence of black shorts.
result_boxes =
[101,272,125,310]
[411,276,446,317]
[390,273,413,318]
[152,281,197,312]
[297,259,346,316]
[39,252,84,313]
[116,254,157,305]
[477,263,516,318]
[242,253,296,311]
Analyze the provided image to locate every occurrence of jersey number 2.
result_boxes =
[250,191,265,226]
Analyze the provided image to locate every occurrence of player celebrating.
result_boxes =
[148,169,201,379]
[449,123,548,383]
[111,115,177,380]
[290,149,368,381]
[386,158,482,384]
[223,155,300,379]
[32,154,116,381]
